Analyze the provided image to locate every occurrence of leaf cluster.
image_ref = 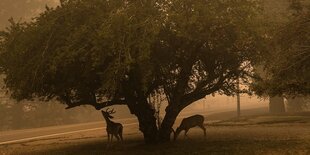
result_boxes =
[0,0,263,108]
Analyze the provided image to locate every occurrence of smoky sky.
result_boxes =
[0,0,59,29]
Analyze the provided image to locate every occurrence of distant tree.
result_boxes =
[0,0,262,143]
[252,0,310,113]
[271,6,310,112]
[254,3,310,96]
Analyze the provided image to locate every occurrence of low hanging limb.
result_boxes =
[64,99,127,110]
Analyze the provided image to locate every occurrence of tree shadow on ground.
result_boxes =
[24,136,308,155]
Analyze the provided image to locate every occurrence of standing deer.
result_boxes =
[174,114,206,141]
[101,108,123,142]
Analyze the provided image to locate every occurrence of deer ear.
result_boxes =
[108,115,114,119]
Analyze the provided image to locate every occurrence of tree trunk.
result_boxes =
[127,98,158,144]
[123,79,158,143]
[158,106,180,142]
[269,96,285,113]
[136,104,158,144]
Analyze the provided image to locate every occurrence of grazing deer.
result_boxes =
[174,114,206,141]
[101,108,123,142]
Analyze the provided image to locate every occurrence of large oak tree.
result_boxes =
[0,0,262,143]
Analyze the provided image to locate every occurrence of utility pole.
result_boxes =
[237,78,241,118]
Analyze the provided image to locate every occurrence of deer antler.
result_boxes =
[109,108,116,114]
[105,108,115,114]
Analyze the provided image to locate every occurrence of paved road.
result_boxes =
[0,106,267,145]
[0,118,138,145]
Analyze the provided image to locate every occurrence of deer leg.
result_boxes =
[119,132,123,142]
[115,134,120,141]
[119,134,123,142]
[107,133,110,142]
[119,127,123,141]
[184,129,189,139]
[110,134,114,142]
[199,125,206,138]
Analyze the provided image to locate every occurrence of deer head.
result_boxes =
[101,108,116,119]
[174,127,182,141]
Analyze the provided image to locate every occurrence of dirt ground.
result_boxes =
[1,121,310,155]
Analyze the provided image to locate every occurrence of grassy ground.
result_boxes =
[211,113,310,126]
[1,115,310,155]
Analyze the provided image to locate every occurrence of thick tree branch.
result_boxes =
[195,71,217,91]
[181,83,222,109]
[145,78,162,97]
[65,99,127,110]
[180,74,226,109]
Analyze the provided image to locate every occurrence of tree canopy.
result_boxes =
[0,0,263,143]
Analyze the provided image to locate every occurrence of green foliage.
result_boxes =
[155,0,262,104]
[0,0,160,103]
[0,0,263,110]
[0,0,265,142]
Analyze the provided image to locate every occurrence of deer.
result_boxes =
[101,108,123,142]
[174,114,206,141]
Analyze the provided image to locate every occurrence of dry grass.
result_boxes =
[210,112,310,126]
